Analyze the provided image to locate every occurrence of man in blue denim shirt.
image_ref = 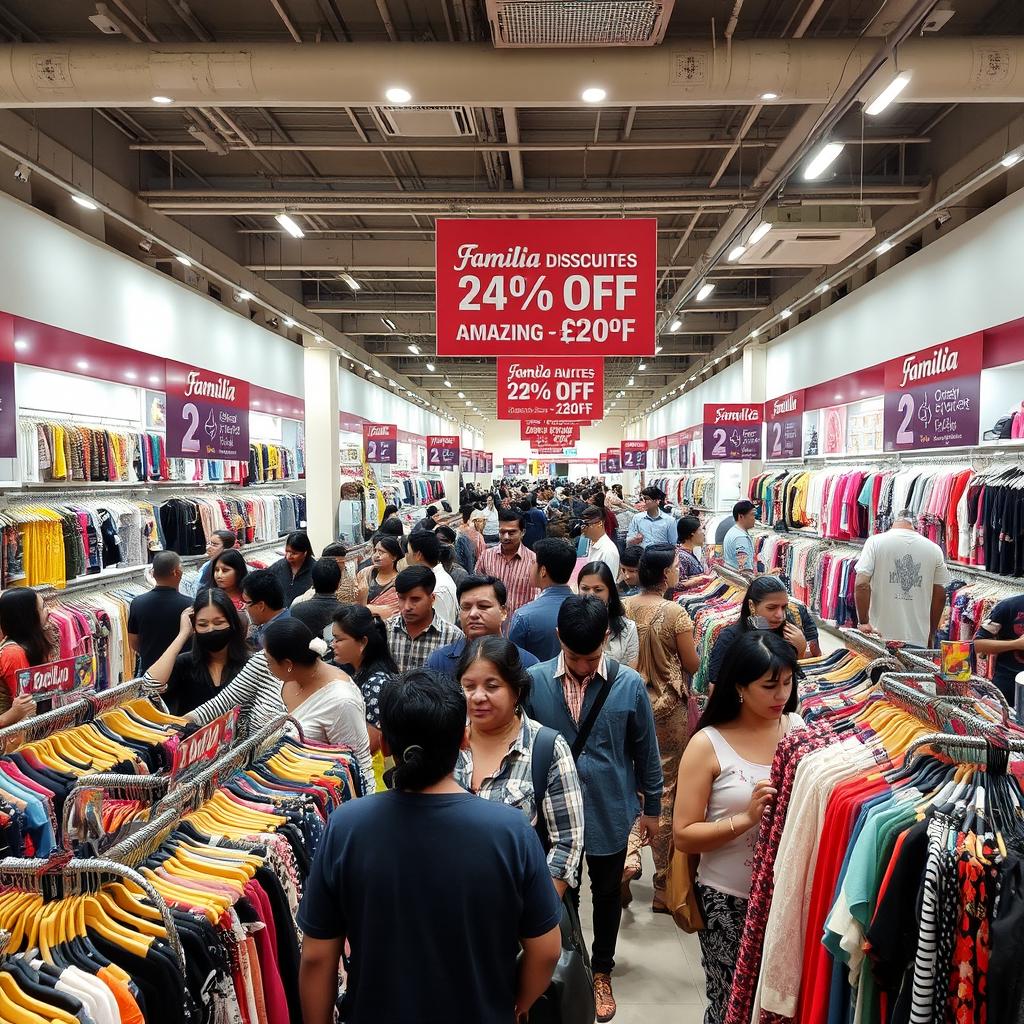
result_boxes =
[526,595,663,1022]
[508,538,577,662]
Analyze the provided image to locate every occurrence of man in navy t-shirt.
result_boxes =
[974,595,1024,704]
[297,669,562,1024]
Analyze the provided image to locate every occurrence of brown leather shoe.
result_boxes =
[594,972,616,1022]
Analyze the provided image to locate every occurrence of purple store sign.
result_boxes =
[765,390,804,460]
[703,404,763,461]
[0,360,16,458]
[165,360,249,461]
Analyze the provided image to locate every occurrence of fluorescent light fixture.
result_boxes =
[803,141,845,180]
[655,346,663,354]
[14,340,28,352]
[727,244,747,262]
[582,87,607,103]
[372,370,382,377]
[381,317,397,330]
[865,72,911,116]
[749,221,772,245]
[760,91,779,101]
[750,327,761,338]
[627,376,634,386]
[669,318,682,332]
[275,213,305,238]
[815,283,828,295]
[696,282,715,302]
[458,391,466,398]
[283,317,295,327]
[638,362,647,370]
[780,308,793,318]
[176,255,192,267]
[71,195,97,210]
[339,272,361,290]
[76,360,89,370]
[444,379,452,388]
[875,240,893,255]
[426,361,435,371]
[152,95,173,104]
[385,87,412,103]
[1001,151,1022,168]
[408,343,421,355]
[124,371,137,380]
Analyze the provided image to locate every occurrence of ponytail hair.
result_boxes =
[379,670,467,791]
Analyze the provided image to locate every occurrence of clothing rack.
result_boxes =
[903,730,1024,763]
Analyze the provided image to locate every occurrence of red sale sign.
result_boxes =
[621,439,648,469]
[497,358,603,420]
[363,423,397,464]
[435,219,656,357]
[765,390,805,459]
[427,435,460,468]
[599,453,608,473]
[520,420,581,446]
[171,708,239,779]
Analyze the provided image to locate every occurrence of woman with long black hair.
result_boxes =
[211,547,250,612]
[0,589,53,725]
[673,631,804,1024]
[270,530,315,607]
[145,587,251,715]
[576,560,639,668]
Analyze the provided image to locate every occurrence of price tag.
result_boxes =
[17,654,95,703]
[171,708,239,779]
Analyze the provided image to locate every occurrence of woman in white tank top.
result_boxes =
[672,631,804,1024]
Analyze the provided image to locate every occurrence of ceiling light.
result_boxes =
[669,318,682,332]
[749,221,772,245]
[385,87,412,104]
[760,92,779,101]
[582,87,607,103]
[803,141,845,180]
[283,317,295,327]
[815,283,828,295]
[834,393,843,401]
[253,401,261,407]
[638,362,647,370]
[314,335,325,344]
[426,361,435,371]
[381,317,396,330]
[71,195,97,210]
[408,343,421,355]
[444,379,452,388]
[1001,151,1022,168]
[458,391,465,398]
[176,255,192,267]
[780,308,793,318]
[750,327,760,338]
[875,240,893,255]
[151,95,173,104]
[865,72,911,116]
[123,370,137,380]
[611,402,616,407]
[696,282,715,302]
[14,340,28,352]
[339,272,361,290]
[655,346,663,354]
[627,376,634,386]
[76,360,89,370]
[234,289,252,302]
[727,244,746,262]
[465,400,472,406]
[275,213,305,238]
[729,345,740,354]
[372,370,382,378]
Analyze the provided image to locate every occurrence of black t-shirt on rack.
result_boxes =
[164,652,248,715]
[127,586,193,673]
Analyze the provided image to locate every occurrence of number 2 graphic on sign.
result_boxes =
[896,394,915,445]
[771,422,782,457]
[182,402,201,453]
[712,429,727,457]
[367,441,377,461]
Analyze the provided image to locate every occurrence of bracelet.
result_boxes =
[728,816,737,835]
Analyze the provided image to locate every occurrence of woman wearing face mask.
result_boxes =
[356,536,404,620]
[577,560,639,669]
[707,576,813,690]
[144,587,251,715]
[0,589,55,727]
[264,617,375,794]
[211,548,249,612]
[269,530,315,607]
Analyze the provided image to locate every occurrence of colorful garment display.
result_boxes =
[647,472,717,511]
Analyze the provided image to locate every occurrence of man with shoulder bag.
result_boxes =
[527,596,664,1023]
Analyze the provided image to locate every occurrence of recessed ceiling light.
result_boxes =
[381,317,397,331]
[780,308,793,318]
[253,401,261,407]
[275,213,305,238]
[124,370,137,380]
[760,92,779,101]
[151,95,173,104]
[669,318,682,332]
[875,240,893,255]
[14,340,28,352]
[314,334,325,344]
[176,255,192,267]
[458,391,465,398]
[627,376,634,386]
[696,282,715,302]
[235,289,252,302]
[465,400,472,406]
[834,393,842,401]
[581,87,607,103]
[372,370,382,377]
[339,272,361,291]
[865,72,911,116]
[426,361,435,371]
[803,141,845,180]
[408,343,421,354]
[655,346,663,354]
[386,87,412,104]
[638,362,647,370]
[727,244,746,262]
[444,379,452,388]
[1001,151,1022,168]
[76,360,89,370]
[149,375,160,385]
[71,195,97,210]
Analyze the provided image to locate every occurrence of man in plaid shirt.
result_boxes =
[386,565,464,673]
[475,508,539,624]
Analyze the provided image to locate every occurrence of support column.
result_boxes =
[303,340,341,552]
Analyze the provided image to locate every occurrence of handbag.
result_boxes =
[664,846,704,934]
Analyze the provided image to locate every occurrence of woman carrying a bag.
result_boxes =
[622,544,700,912]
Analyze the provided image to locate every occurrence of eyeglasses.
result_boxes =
[240,599,255,608]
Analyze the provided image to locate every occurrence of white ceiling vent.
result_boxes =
[738,207,876,267]
[370,105,476,138]
[486,0,675,47]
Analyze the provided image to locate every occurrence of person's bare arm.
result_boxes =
[299,936,344,1024]
[144,607,193,686]
[676,628,700,676]
[515,926,562,1020]
[930,584,946,645]
[854,572,876,632]
[974,634,1024,657]
[127,633,139,658]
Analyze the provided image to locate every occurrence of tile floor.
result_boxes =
[578,847,708,1024]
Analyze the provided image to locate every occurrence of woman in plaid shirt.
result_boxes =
[454,635,584,896]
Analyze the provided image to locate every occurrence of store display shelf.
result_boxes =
[8,479,303,494]
[763,440,1024,470]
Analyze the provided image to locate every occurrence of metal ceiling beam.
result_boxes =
[2,39,1022,107]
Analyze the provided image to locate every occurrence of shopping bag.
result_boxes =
[665,846,704,933]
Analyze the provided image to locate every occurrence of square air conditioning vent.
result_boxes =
[737,207,876,267]
[486,0,674,47]
[370,105,476,138]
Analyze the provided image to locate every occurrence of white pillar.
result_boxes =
[303,340,341,552]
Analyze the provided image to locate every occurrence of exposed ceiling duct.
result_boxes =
[0,39,1022,108]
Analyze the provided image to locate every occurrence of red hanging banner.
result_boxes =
[496,357,603,420]
[599,453,608,473]
[435,218,657,357]
[621,439,648,469]
[703,403,763,460]
[363,423,398,464]
[606,448,622,473]
[426,435,460,468]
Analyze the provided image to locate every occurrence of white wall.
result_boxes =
[645,361,745,437]
[484,415,627,463]
[764,187,1024,397]
[0,191,304,397]
[338,365,459,437]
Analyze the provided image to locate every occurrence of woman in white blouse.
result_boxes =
[576,560,639,668]
[262,617,376,794]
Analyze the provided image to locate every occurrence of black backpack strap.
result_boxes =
[570,659,619,761]
[531,725,559,854]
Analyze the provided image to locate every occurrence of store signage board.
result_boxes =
[0,358,15,459]
[765,390,805,459]
[882,334,983,452]
[436,218,656,358]
[621,439,648,469]
[17,654,95,703]
[484,453,494,473]
[165,360,250,460]
[496,357,603,420]
[520,420,581,446]
[171,708,239,780]
[362,423,398,464]
[606,448,622,473]
[426,434,460,468]
[504,459,527,474]
[461,449,472,473]
[703,403,763,461]
[655,435,668,470]
[474,450,487,473]
[599,453,608,473]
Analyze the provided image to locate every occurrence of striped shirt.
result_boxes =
[476,543,539,621]
[555,652,608,724]
[455,715,585,886]
[182,651,286,733]
[386,613,464,673]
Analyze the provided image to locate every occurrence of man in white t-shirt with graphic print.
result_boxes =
[854,511,949,647]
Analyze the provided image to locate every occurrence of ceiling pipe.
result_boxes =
[0,39,1021,107]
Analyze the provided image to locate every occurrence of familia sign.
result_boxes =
[703,404,763,460]
[765,390,805,460]
[496,357,603,421]
[621,439,648,469]
[363,423,398,464]
[426,435,460,468]
[165,360,249,460]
